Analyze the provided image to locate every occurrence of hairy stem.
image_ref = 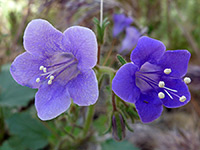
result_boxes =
[82,105,95,137]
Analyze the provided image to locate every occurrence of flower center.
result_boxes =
[35,52,80,85]
[135,67,190,103]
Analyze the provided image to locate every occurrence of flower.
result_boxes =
[10,19,99,120]
[112,36,191,123]
[113,13,133,37]
[119,26,141,55]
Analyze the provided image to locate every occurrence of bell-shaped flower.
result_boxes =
[113,13,133,37]
[112,36,191,123]
[119,26,141,55]
[10,19,99,120]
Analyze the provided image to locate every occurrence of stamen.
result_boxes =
[179,96,186,102]
[158,92,165,99]
[184,77,191,84]
[48,80,52,85]
[39,66,44,70]
[158,81,165,88]
[164,68,171,74]
[43,67,47,73]
[163,86,177,92]
[164,89,173,99]
[50,75,54,80]
[36,78,40,83]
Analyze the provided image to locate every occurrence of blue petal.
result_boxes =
[10,52,45,88]
[112,63,140,103]
[135,91,163,123]
[160,77,191,108]
[113,14,133,37]
[156,50,191,78]
[68,69,98,106]
[63,26,98,71]
[130,36,166,68]
[24,19,64,57]
[35,82,71,120]
[119,27,141,55]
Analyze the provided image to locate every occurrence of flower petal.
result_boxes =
[35,82,71,120]
[24,19,64,57]
[130,36,166,67]
[113,13,133,37]
[135,92,163,123]
[119,27,140,55]
[112,63,140,103]
[10,52,45,88]
[156,50,191,78]
[63,26,97,70]
[68,69,98,106]
[161,77,191,108]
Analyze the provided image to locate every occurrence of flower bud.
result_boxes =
[112,112,126,141]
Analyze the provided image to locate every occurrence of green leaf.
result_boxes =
[0,64,36,107]
[0,141,14,150]
[117,54,127,65]
[6,111,51,150]
[93,115,108,134]
[101,139,139,150]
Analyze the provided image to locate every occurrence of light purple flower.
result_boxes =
[113,13,133,37]
[119,27,141,55]
[10,19,99,120]
[112,36,191,123]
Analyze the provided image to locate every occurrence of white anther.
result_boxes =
[43,67,47,73]
[164,68,171,74]
[179,96,186,102]
[50,75,54,80]
[158,81,165,88]
[48,80,52,85]
[184,77,191,84]
[39,66,44,70]
[158,92,165,99]
[36,78,40,83]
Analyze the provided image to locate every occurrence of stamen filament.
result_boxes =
[164,89,173,99]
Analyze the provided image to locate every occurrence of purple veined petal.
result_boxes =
[135,91,163,123]
[130,36,166,68]
[10,52,46,89]
[112,63,140,103]
[63,26,97,71]
[119,27,141,55]
[24,19,64,58]
[113,13,133,37]
[68,69,98,106]
[160,77,191,108]
[35,81,71,120]
[156,50,191,78]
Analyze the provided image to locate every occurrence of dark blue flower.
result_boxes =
[10,19,99,120]
[112,36,191,123]
[113,13,133,37]
[119,26,141,55]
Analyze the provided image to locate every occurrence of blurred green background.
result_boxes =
[0,0,200,150]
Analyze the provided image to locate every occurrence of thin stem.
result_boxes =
[112,92,117,111]
[100,0,103,27]
[97,45,101,65]
[82,105,95,137]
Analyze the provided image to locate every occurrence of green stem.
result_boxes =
[82,105,95,137]
[0,107,5,142]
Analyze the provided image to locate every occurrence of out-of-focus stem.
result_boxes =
[100,0,103,27]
